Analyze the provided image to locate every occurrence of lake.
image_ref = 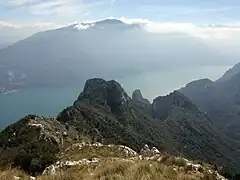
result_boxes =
[0,86,82,128]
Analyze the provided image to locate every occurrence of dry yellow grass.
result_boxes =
[0,159,220,180]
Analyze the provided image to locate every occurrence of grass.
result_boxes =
[0,141,222,180]
[61,144,136,161]
[0,159,221,180]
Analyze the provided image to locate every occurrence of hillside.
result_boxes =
[180,63,240,139]
[0,142,227,180]
[0,78,240,179]
[57,78,240,174]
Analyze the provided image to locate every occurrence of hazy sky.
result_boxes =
[1,0,240,23]
[1,0,240,98]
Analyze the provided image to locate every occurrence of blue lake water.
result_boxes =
[0,86,82,128]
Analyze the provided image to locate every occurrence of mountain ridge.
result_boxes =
[1,78,240,178]
[180,63,240,138]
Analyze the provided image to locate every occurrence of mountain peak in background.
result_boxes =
[72,18,140,31]
[132,89,151,105]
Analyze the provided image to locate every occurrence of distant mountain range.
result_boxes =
[0,18,224,92]
[0,44,8,49]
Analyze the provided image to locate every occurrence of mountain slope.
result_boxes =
[1,78,240,176]
[0,142,227,180]
[0,19,143,90]
[57,78,166,151]
[0,18,222,93]
[0,115,79,174]
[57,78,240,174]
[180,64,240,139]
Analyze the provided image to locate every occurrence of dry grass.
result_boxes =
[0,168,29,180]
[0,160,220,180]
[61,145,136,161]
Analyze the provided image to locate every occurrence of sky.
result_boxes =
[1,0,240,26]
[1,0,240,42]
[1,0,240,98]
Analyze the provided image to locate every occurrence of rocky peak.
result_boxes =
[184,78,213,90]
[132,89,150,104]
[153,91,198,120]
[77,78,131,115]
[95,19,124,26]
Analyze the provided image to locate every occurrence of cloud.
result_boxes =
[3,16,240,41]
[0,20,62,43]
[0,20,61,29]
[7,0,36,6]
[117,17,240,40]
[6,0,110,19]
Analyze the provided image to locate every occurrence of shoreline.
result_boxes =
[0,89,19,95]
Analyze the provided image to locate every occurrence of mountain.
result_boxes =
[0,44,8,49]
[56,78,240,174]
[0,115,79,174]
[0,18,222,93]
[180,63,240,139]
[217,62,240,83]
[0,137,227,180]
[0,19,144,91]
[132,89,151,113]
[1,78,240,177]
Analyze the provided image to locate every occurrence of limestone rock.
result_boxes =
[151,147,160,155]
[43,158,100,175]
[140,144,151,156]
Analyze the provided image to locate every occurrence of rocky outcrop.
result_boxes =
[132,89,151,106]
[43,158,100,175]
[140,144,160,157]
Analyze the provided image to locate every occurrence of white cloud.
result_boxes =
[0,20,62,43]
[3,16,240,41]
[117,17,240,40]
[8,0,36,6]
[0,20,61,29]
